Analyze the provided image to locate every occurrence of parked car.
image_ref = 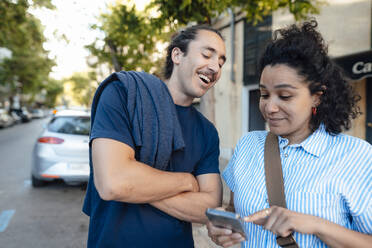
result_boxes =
[0,108,15,128]
[10,107,32,122]
[10,111,22,124]
[30,108,45,119]
[31,109,90,187]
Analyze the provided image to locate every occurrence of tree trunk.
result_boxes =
[107,39,122,72]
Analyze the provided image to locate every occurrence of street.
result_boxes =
[0,119,227,248]
[0,119,89,248]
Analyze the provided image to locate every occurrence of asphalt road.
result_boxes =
[0,119,89,248]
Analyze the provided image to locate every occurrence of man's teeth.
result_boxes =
[198,74,211,83]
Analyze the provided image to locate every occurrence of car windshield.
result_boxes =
[48,116,90,135]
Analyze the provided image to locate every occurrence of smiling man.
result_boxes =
[82,25,226,248]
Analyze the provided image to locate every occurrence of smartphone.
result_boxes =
[205,208,245,236]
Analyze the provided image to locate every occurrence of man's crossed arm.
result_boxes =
[92,138,222,223]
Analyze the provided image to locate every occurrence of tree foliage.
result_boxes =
[66,72,97,107]
[87,4,166,74]
[43,78,64,108]
[148,0,324,25]
[0,0,57,104]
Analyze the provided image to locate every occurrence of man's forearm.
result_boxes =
[150,174,223,223]
[93,138,200,203]
[97,161,199,203]
[151,191,222,223]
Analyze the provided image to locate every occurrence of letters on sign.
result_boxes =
[352,61,372,74]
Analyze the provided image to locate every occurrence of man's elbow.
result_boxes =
[97,185,116,201]
[95,177,133,201]
[95,179,116,201]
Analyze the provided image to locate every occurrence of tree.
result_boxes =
[43,78,64,108]
[66,72,97,107]
[86,4,166,74]
[0,0,56,106]
[148,0,324,25]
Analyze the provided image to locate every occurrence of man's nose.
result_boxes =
[208,58,220,73]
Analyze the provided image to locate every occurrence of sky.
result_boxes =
[30,0,151,80]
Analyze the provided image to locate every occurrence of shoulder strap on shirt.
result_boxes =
[264,132,299,248]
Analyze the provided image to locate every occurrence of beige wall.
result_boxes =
[213,18,246,158]
[273,0,371,55]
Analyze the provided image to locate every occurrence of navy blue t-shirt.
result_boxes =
[83,81,220,248]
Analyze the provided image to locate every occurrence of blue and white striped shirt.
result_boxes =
[223,124,372,247]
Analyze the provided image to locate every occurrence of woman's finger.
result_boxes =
[263,211,278,232]
[244,208,271,223]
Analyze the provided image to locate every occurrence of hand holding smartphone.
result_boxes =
[205,208,246,237]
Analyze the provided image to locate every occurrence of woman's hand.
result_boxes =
[246,206,372,247]
[244,206,319,237]
[206,220,245,247]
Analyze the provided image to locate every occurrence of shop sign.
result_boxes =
[333,50,372,80]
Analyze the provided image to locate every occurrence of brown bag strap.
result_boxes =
[264,132,299,248]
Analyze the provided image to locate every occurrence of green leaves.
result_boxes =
[150,0,323,25]
[65,72,96,107]
[0,0,56,105]
[87,3,170,75]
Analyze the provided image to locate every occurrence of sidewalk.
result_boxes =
[192,158,240,248]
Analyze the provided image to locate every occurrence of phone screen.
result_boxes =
[205,208,246,236]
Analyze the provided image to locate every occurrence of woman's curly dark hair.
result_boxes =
[258,19,361,135]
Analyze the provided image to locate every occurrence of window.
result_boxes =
[48,116,90,135]
[243,16,272,85]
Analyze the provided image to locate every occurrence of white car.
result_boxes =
[31,109,90,187]
[0,108,15,128]
[30,109,45,119]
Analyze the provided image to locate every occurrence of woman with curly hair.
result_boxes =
[207,20,372,247]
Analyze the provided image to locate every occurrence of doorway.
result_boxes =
[248,89,265,131]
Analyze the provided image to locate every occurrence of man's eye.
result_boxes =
[260,94,269,99]
[202,54,211,59]
[280,96,292,100]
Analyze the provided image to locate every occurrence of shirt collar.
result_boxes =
[277,124,329,157]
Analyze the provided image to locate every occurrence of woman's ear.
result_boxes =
[312,85,326,107]
[171,47,183,65]
[312,90,324,107]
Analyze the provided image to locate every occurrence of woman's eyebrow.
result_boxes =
[259,83,298,89]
